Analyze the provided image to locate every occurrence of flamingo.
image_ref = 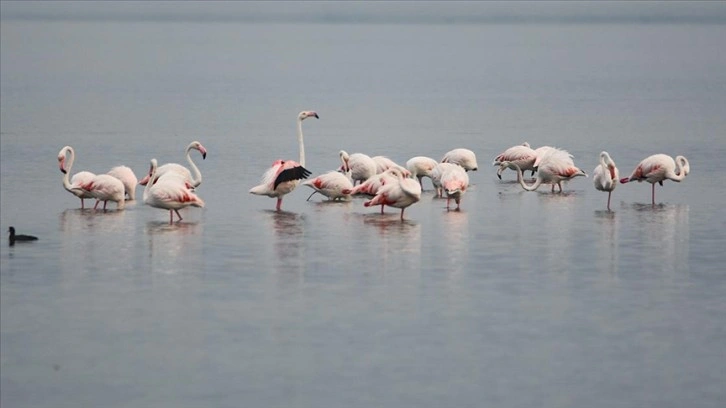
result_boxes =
[58,145,97,209]
[138,141,207,189]
[431,162,462,197]
[363,168,422,220]
[493,142,537,179]
[250,111,317,210]
[339,150,377,185]
[8,226,38,246]
[593,151,619,211]
[302,171,354,201]
[441,148,478,171]
[343,168,405,214]
[80,174,126,210]
[498,148,587,192]
[440,164,470,210]
[143,159,205,223]
[619,154,690,205]
[372,156,411,177]
[406,156,438,189]
[107,165,138,200]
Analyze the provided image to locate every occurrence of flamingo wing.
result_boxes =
[274,165,312,190]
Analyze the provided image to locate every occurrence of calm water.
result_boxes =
[2,9,726,408]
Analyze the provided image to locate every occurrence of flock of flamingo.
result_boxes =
[57,110,691,223]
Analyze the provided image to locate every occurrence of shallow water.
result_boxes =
[2,8,726,408]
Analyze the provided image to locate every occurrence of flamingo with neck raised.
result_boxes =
[143,159,205,223]
[620,154,689,205]
[138,141,207,189]
[250,111,317,210]
[58,145,97,209]
[593,151,619,211]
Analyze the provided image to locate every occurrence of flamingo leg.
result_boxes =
[174,209,183,221]
[168,210,174,224]
[276,198,283,211]
[558,182,563,193]
[652,183,656,206]
[607,191,612,211]
[380,204,385,214]
[400,208,405,220]
[103,200,108,210]
[93,200,100,210]
[80,199,85,209]
[446,197,450,210]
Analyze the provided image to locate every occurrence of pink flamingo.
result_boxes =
[593,151,619,211]
[406,156,438,189]
[619,154,690,205]
[440,164,470,210]
[58,145,97,209]
[250,111,318,210]
[339,150,377,185]
[364,169,422,220]
[138,141,207,189]
[80,174,126,210]
[498,148,587,192]
[302,171,354,201]
[143,159,205,223]
[493,142,537,179]
[441,148,478,171]
[431,162,462,197]
[107,165,138,200]
[343,168,405,214]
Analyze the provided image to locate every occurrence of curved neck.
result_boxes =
[512,163,541,191]
[297,119,305,168]
[185,145,202,187]
[143,161,157,201]
[672,157,688,181]
[62,148,74,190]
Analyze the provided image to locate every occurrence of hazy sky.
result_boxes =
[2,1,726,24]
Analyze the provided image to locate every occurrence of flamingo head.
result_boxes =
[58,156,67,174]
[189,141,207,160]
[299,111,319,121]
[608,164,617,181]
[339,151,350,172]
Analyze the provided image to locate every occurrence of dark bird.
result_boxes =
[8,226,38,246]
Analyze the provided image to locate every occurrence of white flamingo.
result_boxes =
[441,148,478,171]
[620,154,690,205]
[371,156,411,177]
[406,156,438,189]
[250,111,318,210]
[80,174,126,210]
[143,159,205,223]
[339,150,377,185]
[303,171,354,201]
[363,169,422,220]
[138,141,207,189]
[107,165,138,200]
[431,162,462,197]
[493,142,537,179]
[58,145,97,209]
[593,151,619,211]
[498,148,587,192]
[343,168,405,214]
[440,164,470,210]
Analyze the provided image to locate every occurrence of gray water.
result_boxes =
[2,4,726,408]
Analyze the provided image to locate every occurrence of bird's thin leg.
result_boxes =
[652,183,656,206]
[551,184,555,193]
[103,201,108,210]
[276,198,283,211]
[168,210,174,224]
[80,199,85,209]
[400,208,405,220]
[380,204,385,215]
[94,200,100,210]
[558,183,563,193]
[607,191,612,211]
[306,191,317,201]
[174,209,183,221]
[418,177,423,188]
[446,197,450,210]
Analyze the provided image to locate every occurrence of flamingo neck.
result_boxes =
[185,144,202,187]
[297,119,305,168]
[673,156,689,180]
[143,161,157,202]
[511,163,541,191]
[61,148,74,191]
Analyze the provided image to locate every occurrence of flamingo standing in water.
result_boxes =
[143,159,205,223]
[80,174,126,210]
[250,111,317,210]
[343,168,405,214]
[431,162,462,197]
[440,164,470,210]
[593,151,619,211]
[339,150,377,185]
[441,148,478,171]
[138,141,207,189]
[493,142,537,179]
[107,165,138,200]
[619,153,690,205]
[364,168,422,220]
[406,156,438,189]
[498,148,587,193]
[303,171,354,201]
[58,145,97,209]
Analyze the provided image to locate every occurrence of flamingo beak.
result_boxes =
[609,165,616,180]
[313,112,319,119]
[59,159,67,174]
[200,147,207,160]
